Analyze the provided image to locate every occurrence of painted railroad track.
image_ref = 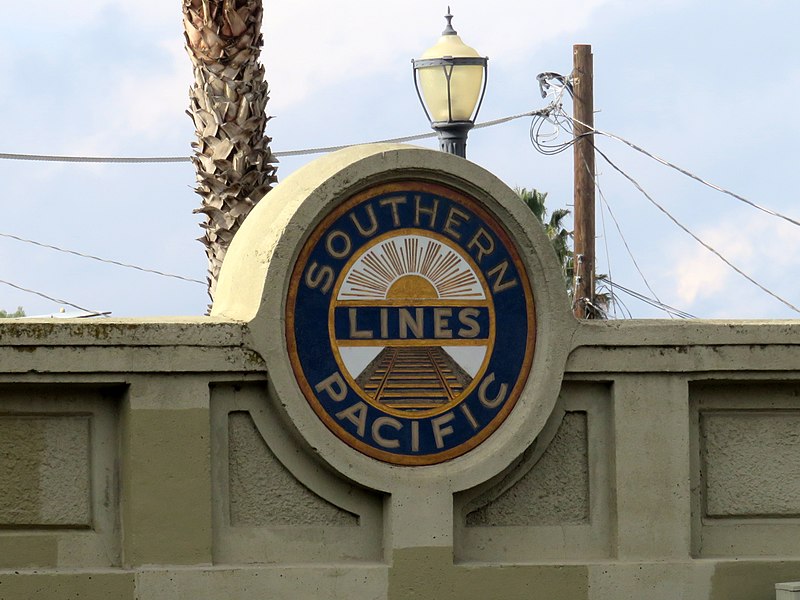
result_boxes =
[357,347,472,408]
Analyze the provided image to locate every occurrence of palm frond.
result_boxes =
[516,186,612,319]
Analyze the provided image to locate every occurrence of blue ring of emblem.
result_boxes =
[286,181,536,465]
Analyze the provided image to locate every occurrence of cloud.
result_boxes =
[0,1,190,157]
[261,0,619,111]
[669,215,800,317]
[105,42,192,139]
[5,0,683,151]
[4,0,182,31]
[68,41,193,157]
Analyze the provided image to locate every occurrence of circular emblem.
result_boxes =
[286,181,535,465]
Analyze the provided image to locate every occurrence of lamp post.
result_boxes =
[412,8,488,158]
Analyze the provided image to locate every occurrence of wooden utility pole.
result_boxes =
[572,44,596,319]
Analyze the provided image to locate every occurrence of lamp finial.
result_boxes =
[443,7,457,35]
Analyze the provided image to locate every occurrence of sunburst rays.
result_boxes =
[338,235,484,300]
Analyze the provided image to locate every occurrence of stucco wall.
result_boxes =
[0,318,799,599]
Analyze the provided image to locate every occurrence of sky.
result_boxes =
[1,0,799,319]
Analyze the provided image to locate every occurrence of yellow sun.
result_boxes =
[338,234,485,300]
[386,274,439,299]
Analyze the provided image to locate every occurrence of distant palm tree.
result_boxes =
[516,187,610,318]
[516,188,574,296]
[0,306,25,318]
[183,0,278,306]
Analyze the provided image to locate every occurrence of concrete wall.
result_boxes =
[1,318,799,599]
[2,146,798,599]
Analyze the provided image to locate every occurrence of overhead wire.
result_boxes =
[594,175,666,312]
[602,278,696,319]
[3,83,796,316]
[525,88,799,315]
[529,73,575,156]
[579,155,624,319]
[0,107,554,164]
[279,108,554,157]
[593,144,800,314]
[537,73,686,319]
[0,231,205,285]
[0,278,103,315]
[566,114,800,230]
[594,170,618,318]
[0,109,560,304]
[0,153,188,164]
[0,107,561,311]
[604,284,633,319]
[535,94,799,234]
[595,153,694,319]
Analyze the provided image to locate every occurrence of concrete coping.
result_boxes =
[776,582,800,591]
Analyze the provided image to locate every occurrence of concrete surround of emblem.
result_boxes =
[212,144,575,498]
[227,411,358,526]
[465,411,589,526]
[454,381,614,562]
[210,383,384,564]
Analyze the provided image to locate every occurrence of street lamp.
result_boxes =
[412,8,488,158]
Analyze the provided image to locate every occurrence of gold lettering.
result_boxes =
[380,308,389,338]
[304,262,334,294]
[349,204,378,236]
[414,195,439,228]
[372,416,402,449]
[478,373,508,409]
[433,307,453,338]
[398,308,424,338]
[335,402,368,437]
[487,260,518,293]
[466,227,495,264]
[379,196,407,226]
[457,308,480,338]
[325,230,352,259]
[411,420,420,452]
[314,372,348,402]
[460,404,479,430]
[443,207,470,240]
[348,308,373,339]
[431,412,455,449]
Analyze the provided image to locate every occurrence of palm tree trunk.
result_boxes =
[183,0,278,306]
